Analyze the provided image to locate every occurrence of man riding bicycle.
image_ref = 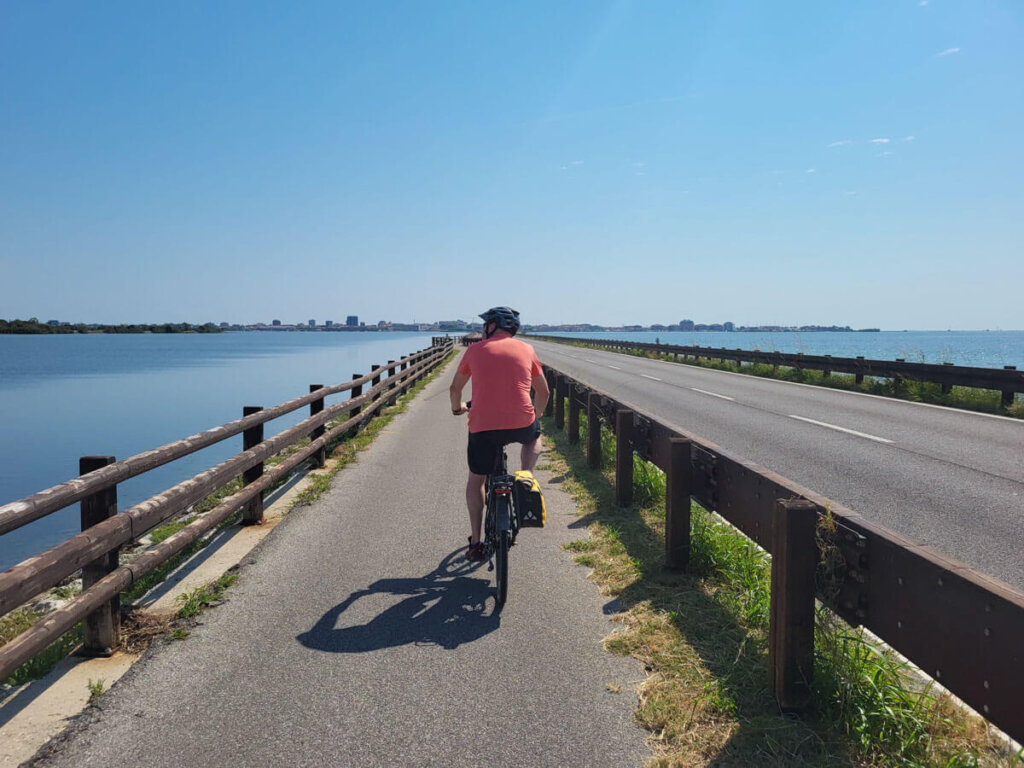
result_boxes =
[449,306,550,562]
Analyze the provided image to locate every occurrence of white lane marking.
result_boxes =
[584,359,599,364]
[788,415,893,443]
[607,364,622,370]
[691,387,734,401]
[641,374,662,381]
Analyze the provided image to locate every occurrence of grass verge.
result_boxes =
[542,413,1021,767]
[551,339,1022,419]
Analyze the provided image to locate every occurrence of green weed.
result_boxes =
[86,678,105,704]
[176,573,238,619]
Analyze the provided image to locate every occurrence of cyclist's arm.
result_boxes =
[449,370,470,414]
[531,372,549,419]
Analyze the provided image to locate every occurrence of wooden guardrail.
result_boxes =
[542,364,1024,742]
[0,341,454,680]
[528,334,1024,406]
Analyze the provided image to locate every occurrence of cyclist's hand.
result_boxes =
[452,402,469,415]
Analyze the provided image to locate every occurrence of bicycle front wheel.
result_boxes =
[495,529,509,606]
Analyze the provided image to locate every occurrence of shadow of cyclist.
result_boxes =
[296,549,500,653]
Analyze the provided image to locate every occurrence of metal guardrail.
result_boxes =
[0,341,454,681]
[543,364,1024,742]
[528,334,1024,406]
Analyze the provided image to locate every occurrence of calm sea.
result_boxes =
[541,330,1024,370]
[0,331,442,571]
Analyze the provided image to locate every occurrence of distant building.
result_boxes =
[680,319,695,331]
[272,319,282,327]
[325,320,333,327]
[346,315,358,327]
[723,321,735,332]
[308,319,316,328]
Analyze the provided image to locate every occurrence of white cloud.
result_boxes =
[871,138,890,144]
[828,140,853,147]
[631,161,645,168]
[902,135,915,142]
[845,190,858,196]
[806,168,816,174]
[918,1,928,6]
[877,151,893,157]
[936,47,961,57]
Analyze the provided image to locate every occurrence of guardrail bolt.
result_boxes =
[78,455,120,657]
[242,406,265,524]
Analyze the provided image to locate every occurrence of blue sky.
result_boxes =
[1,1,1021,329]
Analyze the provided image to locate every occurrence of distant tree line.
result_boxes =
[0,318,223,334]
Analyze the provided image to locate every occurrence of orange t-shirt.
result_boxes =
[458,334,543,433]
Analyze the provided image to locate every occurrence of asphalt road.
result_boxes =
[530,339,1024,592]
[33,362,647,768]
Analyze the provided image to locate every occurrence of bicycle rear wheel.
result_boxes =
[495,529,509,606]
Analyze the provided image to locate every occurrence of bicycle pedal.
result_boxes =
[487,562,494,572]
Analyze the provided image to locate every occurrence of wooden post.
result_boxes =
[544,370,555,417]
[371,365,381,400]
[823,356,831,378]
[309,385,326,468]
[615,409,633,507]
[242,406,264,524]
[665,439,692,570]
[348,375,363,437]
[769,498,819,711]
[567,384,580,444]
[587,393,601,469]
[78,456,120,656]
[554,376,566,430]
[386,360,397,405]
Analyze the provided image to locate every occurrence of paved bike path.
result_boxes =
[33,360,648,767]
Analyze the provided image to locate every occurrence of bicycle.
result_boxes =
[463,401,520,607]
[482,446,519,606]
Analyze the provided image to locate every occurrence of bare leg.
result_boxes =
[520,435,542,472]
[466,472,486,543]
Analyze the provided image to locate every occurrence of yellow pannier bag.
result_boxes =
[514,470,546,528]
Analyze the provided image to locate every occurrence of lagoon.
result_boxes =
[539,330,1024,370]
[0,331,441,570]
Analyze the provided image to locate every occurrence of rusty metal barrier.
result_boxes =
[529,334,1024,407]
[0,341,454,681]
[544,364,1024,741]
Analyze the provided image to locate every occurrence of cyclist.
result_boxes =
[449,306,550,562]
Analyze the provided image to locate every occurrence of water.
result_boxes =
[0,332,442,571]
[539,330,1024,370]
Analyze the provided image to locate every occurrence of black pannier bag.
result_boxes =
[514,470,546,527]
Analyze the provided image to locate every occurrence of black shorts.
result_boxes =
[467,420,541,475]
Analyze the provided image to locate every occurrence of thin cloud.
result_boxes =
[631,161,645,168]
[936,47,961,57]
[902,135,916,142]
[845,190,858,196]
[877,151,893,158]
[570,160,584,165]
[827,140,853,148]
[806,168,816,174]
[871,138,890,144]
[918,1,928,6]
